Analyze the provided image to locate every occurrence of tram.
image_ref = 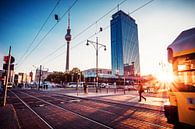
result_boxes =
[164,28,195,126]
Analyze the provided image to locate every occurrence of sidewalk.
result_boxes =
[49,88,168,111]
[0,104,20,129]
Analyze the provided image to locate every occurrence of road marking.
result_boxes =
[68,99,80,103]
[53,93,169,128]
[21,90,170,128]
[10,90,54,129]
[21,91,113,129]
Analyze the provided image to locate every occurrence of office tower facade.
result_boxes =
[111,10,140,76]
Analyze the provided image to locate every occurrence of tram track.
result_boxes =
[20,89,173,129]
[10,90,54,129]
[10,90,113,129]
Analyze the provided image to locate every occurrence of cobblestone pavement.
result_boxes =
[1,88,177,129]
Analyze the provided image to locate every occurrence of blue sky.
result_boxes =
[0,0,195,76]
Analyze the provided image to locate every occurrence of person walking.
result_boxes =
[83,83,88,94]
[138,82,146,102]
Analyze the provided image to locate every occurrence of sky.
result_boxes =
[0,0,195,76]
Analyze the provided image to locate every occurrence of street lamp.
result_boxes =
[86,37,106,93]
[76,72,81,96]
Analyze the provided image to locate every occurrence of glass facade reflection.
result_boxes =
[111,10,140,76]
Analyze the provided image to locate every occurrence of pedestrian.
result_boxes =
[83,83,88,94]
[138,82,146,102]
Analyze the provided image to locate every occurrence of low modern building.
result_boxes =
[82,68,116,83]
[124,62,135,77]
[82,68,113,78]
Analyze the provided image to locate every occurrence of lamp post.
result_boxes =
[86,37,106,93]
[76,72,81,96]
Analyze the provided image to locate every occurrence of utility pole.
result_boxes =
[38,65,42,90]
[3,46,11,106]
[96,37,98,93]
[86,37,106,93]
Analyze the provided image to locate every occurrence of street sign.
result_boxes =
[3,56,15,64]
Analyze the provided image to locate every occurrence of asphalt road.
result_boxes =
[2,88,177,129]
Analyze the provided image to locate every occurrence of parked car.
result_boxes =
[7,82,13,89]
[42,81,56,88]
[67,82,83,88]
[124,85,136,91]
[100,83,107,88]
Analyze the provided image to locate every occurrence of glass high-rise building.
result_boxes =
[111,10,140,76]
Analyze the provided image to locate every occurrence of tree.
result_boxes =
[68,67,84,82]
[45,72,64,84]
[45,67,84,84]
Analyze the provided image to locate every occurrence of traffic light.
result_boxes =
[3,64,14,70]
[4,56,15,64]
[3,55,15,70]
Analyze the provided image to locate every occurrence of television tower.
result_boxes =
[65,12,71,72]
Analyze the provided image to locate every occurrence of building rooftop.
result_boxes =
[112,10,135,22]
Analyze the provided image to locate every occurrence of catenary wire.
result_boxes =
[38,0,127,65]
[20,0,155,70]
[16,0,78,70]
[72,0,155,49]
[72,0,128,41]
[40,0,155,66]
[17,0,61,65]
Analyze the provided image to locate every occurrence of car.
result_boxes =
[67,82,83,88]
[7,82,13,88]
[42,81,57,88]
[100,83,107,88]
[124,85,136,91]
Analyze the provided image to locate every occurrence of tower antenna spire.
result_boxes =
[68,11,70,29]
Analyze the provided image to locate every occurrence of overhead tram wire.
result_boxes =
[16,0,61,66]
[38,44,65,62]
[42,30,103,65]
[126,0,155,76]
[38,0,128,65]
[72,0,128,41]
[128,0,154,15]
[16,0,79,70]
[34,0,80,64]
[43,51,65,66]
[71,0,155,49]
[40,0,155,66]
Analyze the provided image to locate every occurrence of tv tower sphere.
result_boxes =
[65,28,71,41]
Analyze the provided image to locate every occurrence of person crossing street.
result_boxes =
[138,82,146,102]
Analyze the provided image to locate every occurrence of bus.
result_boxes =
[164,28,195,126]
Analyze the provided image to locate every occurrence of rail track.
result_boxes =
[14,89,173,129]
[9,90,113,129]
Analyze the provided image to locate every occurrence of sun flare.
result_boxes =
[155,63,174,83]
[156,72,174,83]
